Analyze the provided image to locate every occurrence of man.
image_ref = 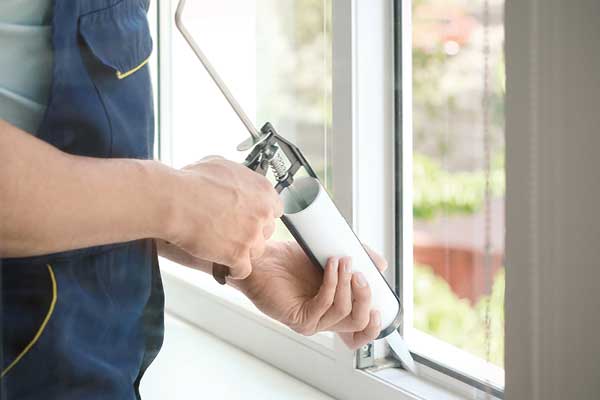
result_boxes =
[0,1,385,399]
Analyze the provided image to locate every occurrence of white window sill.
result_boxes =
[140,313,333,400]
[373,368,466,400]
[406,330,505,392]
[156,262,501,400]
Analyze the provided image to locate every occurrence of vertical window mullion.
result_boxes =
[395,0,414,336]
[331,0,398,371]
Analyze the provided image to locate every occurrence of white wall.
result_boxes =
[505,0,600,399]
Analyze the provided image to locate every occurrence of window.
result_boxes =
[156,0,505,399]
[395,0,506,395]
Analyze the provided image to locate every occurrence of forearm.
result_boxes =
[0,120,174,257]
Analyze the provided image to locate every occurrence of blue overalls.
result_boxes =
[1,1,164,399]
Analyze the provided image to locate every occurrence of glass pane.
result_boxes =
[410,0,505,382]
[168,0,331,181]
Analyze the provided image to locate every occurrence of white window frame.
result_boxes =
[153,0,505,399]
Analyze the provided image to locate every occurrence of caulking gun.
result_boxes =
[175,0,417,374]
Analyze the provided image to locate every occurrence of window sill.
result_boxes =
[159,260,491,400]
[406,330,504,392]
[140,313,334,400]
[372,368,466,400]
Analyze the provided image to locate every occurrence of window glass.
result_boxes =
[168,0,331,180]
[409,0,505,384]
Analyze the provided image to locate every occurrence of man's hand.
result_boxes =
[0,121,282,262]
[233,241,389,350]
[165,157,283,279]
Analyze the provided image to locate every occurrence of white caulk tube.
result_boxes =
[280,177,417,374]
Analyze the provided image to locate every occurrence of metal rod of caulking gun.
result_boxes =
[175,0,262,141]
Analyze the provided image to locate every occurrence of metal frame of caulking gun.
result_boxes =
[174,0,407,353]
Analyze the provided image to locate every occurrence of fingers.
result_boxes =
[344,310,382,350]
[304,258,340,333]
[329,272,372,332]
[364,244,388,272]
[260,177,284,218]
[349,273,372,329]
[176,156,281,277]
[254,173,284,218]
[316,257,353,331]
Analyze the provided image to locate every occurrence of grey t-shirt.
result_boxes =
[0,0,53,133]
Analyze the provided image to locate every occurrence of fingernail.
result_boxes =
[344,258,352,274]
[330,257,339,272]
[355,272,367,287]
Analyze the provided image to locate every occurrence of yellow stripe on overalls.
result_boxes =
[1,264,57,378]
[116,57,151,80]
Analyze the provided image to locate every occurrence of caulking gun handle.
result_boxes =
[212,262,230,285]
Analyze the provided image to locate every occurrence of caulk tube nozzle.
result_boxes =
[387,331,418,374]
[280,177,402,337]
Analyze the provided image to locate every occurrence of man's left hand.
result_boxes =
[234,241,388,350]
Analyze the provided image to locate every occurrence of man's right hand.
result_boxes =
[164,156,283,280]
[0,121,282,262]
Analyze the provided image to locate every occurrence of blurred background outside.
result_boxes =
[411,0,505,367]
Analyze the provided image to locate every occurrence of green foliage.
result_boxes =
[413,153,505,220]
[414,264,505,367]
